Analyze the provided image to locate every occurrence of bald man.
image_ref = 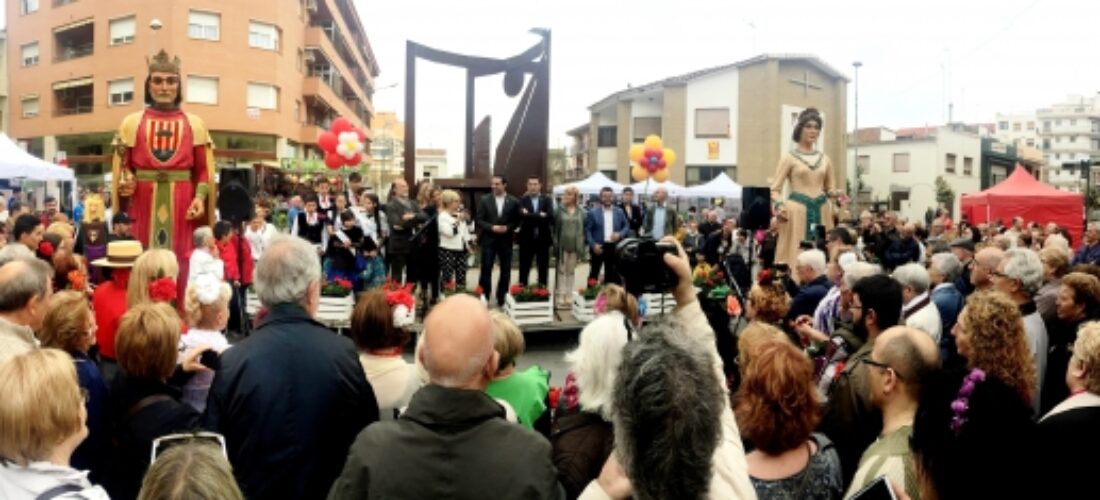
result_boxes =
[846,326,940,499]
[644,187,681,240]
[970,247,1005,291]
[329,295,565,500]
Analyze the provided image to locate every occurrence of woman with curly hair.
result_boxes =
[746,276,792,327]
[952,291,1037,409]
[735,341,843,499]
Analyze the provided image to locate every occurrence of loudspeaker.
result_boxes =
[740,186,772,231]
[217,168,255,223]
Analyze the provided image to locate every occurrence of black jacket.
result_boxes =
[108,373,203,500]
[328,384,565,500]
[551,411,614,500]
[385,197,427,255]
[326,225,365,273]
[205,303,379,500]
[476,193,521,247]
[518,194,555,245]
[883,238,920,270]
[618,202,643,236]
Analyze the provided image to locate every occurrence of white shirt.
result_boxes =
[495,195,506,217]
[531,196,540,213]
[903,292,942,342]
[602,207,614,243]
[188,248,224,282]
[243,222,277,262]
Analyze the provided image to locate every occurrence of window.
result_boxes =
[249,21,280,50]
[188,11,220,41]
[963,157,973,176]
[857,155,869,175]
[21,96,40,118]
[1012,122,1021,132]
[107,78,133,106]
[892,153,910,173]
[1027,121,1035,130]
[946,153,957,174]
[186,76,218,105]
[685,165,736,185]
[695,108,730,138]
[21,42,39,67]
[1026,139,1035,147]
[890,190,910,212]
[597,126,617,148]
[1043,139,1051,149]
[247,82,278,110]
[1044,121,1051,132]
[109,16,135,45]
[294,100,302,123]
[1070,119,1077,126]
[53,78,94,115]
[632,117,661,142]
[54,19,94,61]
[53,0,76,6]
[20,0,39,15]
[998,121,1008,130]
[1056,119,1062,126]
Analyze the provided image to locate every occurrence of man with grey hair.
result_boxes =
[894,263,942,342]
[1073,222,1100,266]
[0,243,37,268]
[206,235,379,499]
[330,294,564,499]
[578,238,754,499]
[0,258,54,364]
[786,249,831,327]
[928,252,965,365]
[992,247,1049,415]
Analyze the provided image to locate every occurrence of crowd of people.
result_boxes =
[3,174,1100,500]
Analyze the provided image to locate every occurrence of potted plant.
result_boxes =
[505,283,553,325]
[441,280,487,304]
[571,278,602,322]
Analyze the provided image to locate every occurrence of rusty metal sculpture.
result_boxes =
[404,29,551,198]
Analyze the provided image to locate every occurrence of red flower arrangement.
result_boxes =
[441,280,484,298]
[321,277,355,297]
[385,287,416,311]
[579,278,603,300]
[510,283,551,303]
[38,241,55,258]
[148,277,178,303]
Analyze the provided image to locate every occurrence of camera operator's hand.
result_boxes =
[659,236,695,307]
[592,244,603,255]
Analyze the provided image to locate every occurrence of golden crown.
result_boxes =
[147,49,181,74]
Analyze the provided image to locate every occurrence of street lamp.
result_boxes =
[852,61,862,208]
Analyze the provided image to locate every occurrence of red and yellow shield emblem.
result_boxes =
[145,118,184,163]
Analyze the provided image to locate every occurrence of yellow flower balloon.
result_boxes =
[643,135,663,151]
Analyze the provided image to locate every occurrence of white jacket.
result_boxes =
[579,300,758,500]
[903,293,942,343]
[0,461,109,500]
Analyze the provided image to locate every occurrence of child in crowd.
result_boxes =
[485,311,551,434]
[179,273,232,412]
[214,221,252,333]
[291,195,327,256]
[327,211,365,290]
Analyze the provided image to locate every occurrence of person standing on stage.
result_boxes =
[386,178,427,284]
[476,175,521,307]
[518,176,554,287]
[584,187,628,285]
[618,187,644,237]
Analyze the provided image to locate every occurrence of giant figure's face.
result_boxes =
[149,71,180,107]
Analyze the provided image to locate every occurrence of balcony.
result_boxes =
[54,20,94,62]
[54,78,94,116]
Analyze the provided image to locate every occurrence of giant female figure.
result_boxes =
[770,108,838,266]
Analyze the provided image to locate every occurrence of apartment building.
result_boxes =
[7,0,379,182]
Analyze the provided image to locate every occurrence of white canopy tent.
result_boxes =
[553,171,626,195]
[0,133,75,181]
[682,172,743,199]
[628,179,687,197]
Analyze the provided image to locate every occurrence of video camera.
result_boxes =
[615,237,679,296]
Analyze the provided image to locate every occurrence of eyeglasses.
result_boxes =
[863,358,903,380]
[150,76,179,86]
[150,432,227,464]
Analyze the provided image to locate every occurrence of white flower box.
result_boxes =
[505,294,554,325]
[246,290,356,330]
[641,293,677,320]
[572,291,596,323]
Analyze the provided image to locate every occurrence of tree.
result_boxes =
[935,176,955,215]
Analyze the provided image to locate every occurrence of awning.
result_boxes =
[53,18,93,32]
[53,77,93,90]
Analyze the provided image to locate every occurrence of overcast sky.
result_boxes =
[358,0,1100,176]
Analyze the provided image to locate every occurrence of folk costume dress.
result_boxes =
[111,107,217,288]
[770,149,835,266]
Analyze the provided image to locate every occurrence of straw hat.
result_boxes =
[92,240,143,268]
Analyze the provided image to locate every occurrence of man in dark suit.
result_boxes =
[517,176,554,286]
[618,187,644,237]
[584,187,629,284]
[476,175,521,306]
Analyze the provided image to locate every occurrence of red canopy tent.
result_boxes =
[960,166,1083,245]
